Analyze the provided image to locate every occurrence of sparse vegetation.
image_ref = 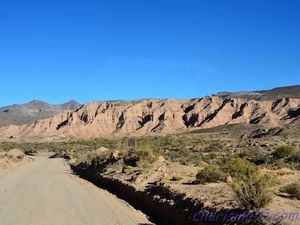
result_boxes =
[0,138,125,154]
[273,158,287,169]
[224,157,259,179]
[195,165,227,184]
[231,172,274,211]
[288,150,300,170]
[239,147,268,165]
[272,145,295,159]
[221,157,275,211]
[280,183,300,200]
[125,147,156,167]
[289,150,300,163]
[1,134,298,217]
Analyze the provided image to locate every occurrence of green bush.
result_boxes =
[280,183,300,200]
[289,151,300,163]
[126,147,155,167]
[223,158,274,211]
[195,165,227,184]
[239,148,268,165]
[166,149,203,165]
[272,145,294,159]
[224,157,259,179]
[231,173,274,211]
[205,142,223,152]
[273,159,287,169]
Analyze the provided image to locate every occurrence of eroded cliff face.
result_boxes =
[0,97,299,140]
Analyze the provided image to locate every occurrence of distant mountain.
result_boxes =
[0,100,81,127]
[214,85,300,100]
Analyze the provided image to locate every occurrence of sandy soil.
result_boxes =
[0,157,152,225]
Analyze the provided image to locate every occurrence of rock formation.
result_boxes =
[0,96,299,140]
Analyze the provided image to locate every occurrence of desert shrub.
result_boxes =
[223,158,274,210]
[204,142,223,152]
[87,149,111,161]
[272,145,294,159]
[231,172,274,211]
[166,149,203,165]
[280,183,300,200]
[224,157,259,179]
[179,158,190,165]
[196,160,209,168]
[201,152,224,165]
[195,165,227,184]
[204,152,218,160]
[289,150,300,163]
[125,147,155,167]
[135,147,154,160]
[273,159,287,169]
[239,148,268,165]
[80,152,109,167]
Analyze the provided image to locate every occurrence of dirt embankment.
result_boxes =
[0,149,31,172]
[71,163,269,225]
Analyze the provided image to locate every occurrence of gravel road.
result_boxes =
[0,157,152,225]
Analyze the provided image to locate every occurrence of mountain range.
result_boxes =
[0,85,299,140]
[0,100,81,127]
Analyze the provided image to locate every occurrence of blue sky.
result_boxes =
[0,0,299,106]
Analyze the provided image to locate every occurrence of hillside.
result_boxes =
[0,85,299,140]
[0,96,299,140]
[215,85,300,100]
[0,100,81,127]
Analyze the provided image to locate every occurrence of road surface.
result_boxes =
[0,157,152,225]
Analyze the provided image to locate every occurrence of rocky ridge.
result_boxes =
[0,96,299,140]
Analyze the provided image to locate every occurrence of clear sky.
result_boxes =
[0,0,299,106]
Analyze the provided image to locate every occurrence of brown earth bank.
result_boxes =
[70,166,195,225]
[0,96,300,140]
[0,149,32,173]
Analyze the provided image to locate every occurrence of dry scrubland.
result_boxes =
[0,148,31,172]
[1,133,300,225]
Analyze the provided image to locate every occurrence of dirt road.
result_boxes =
[0,157,152,225]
